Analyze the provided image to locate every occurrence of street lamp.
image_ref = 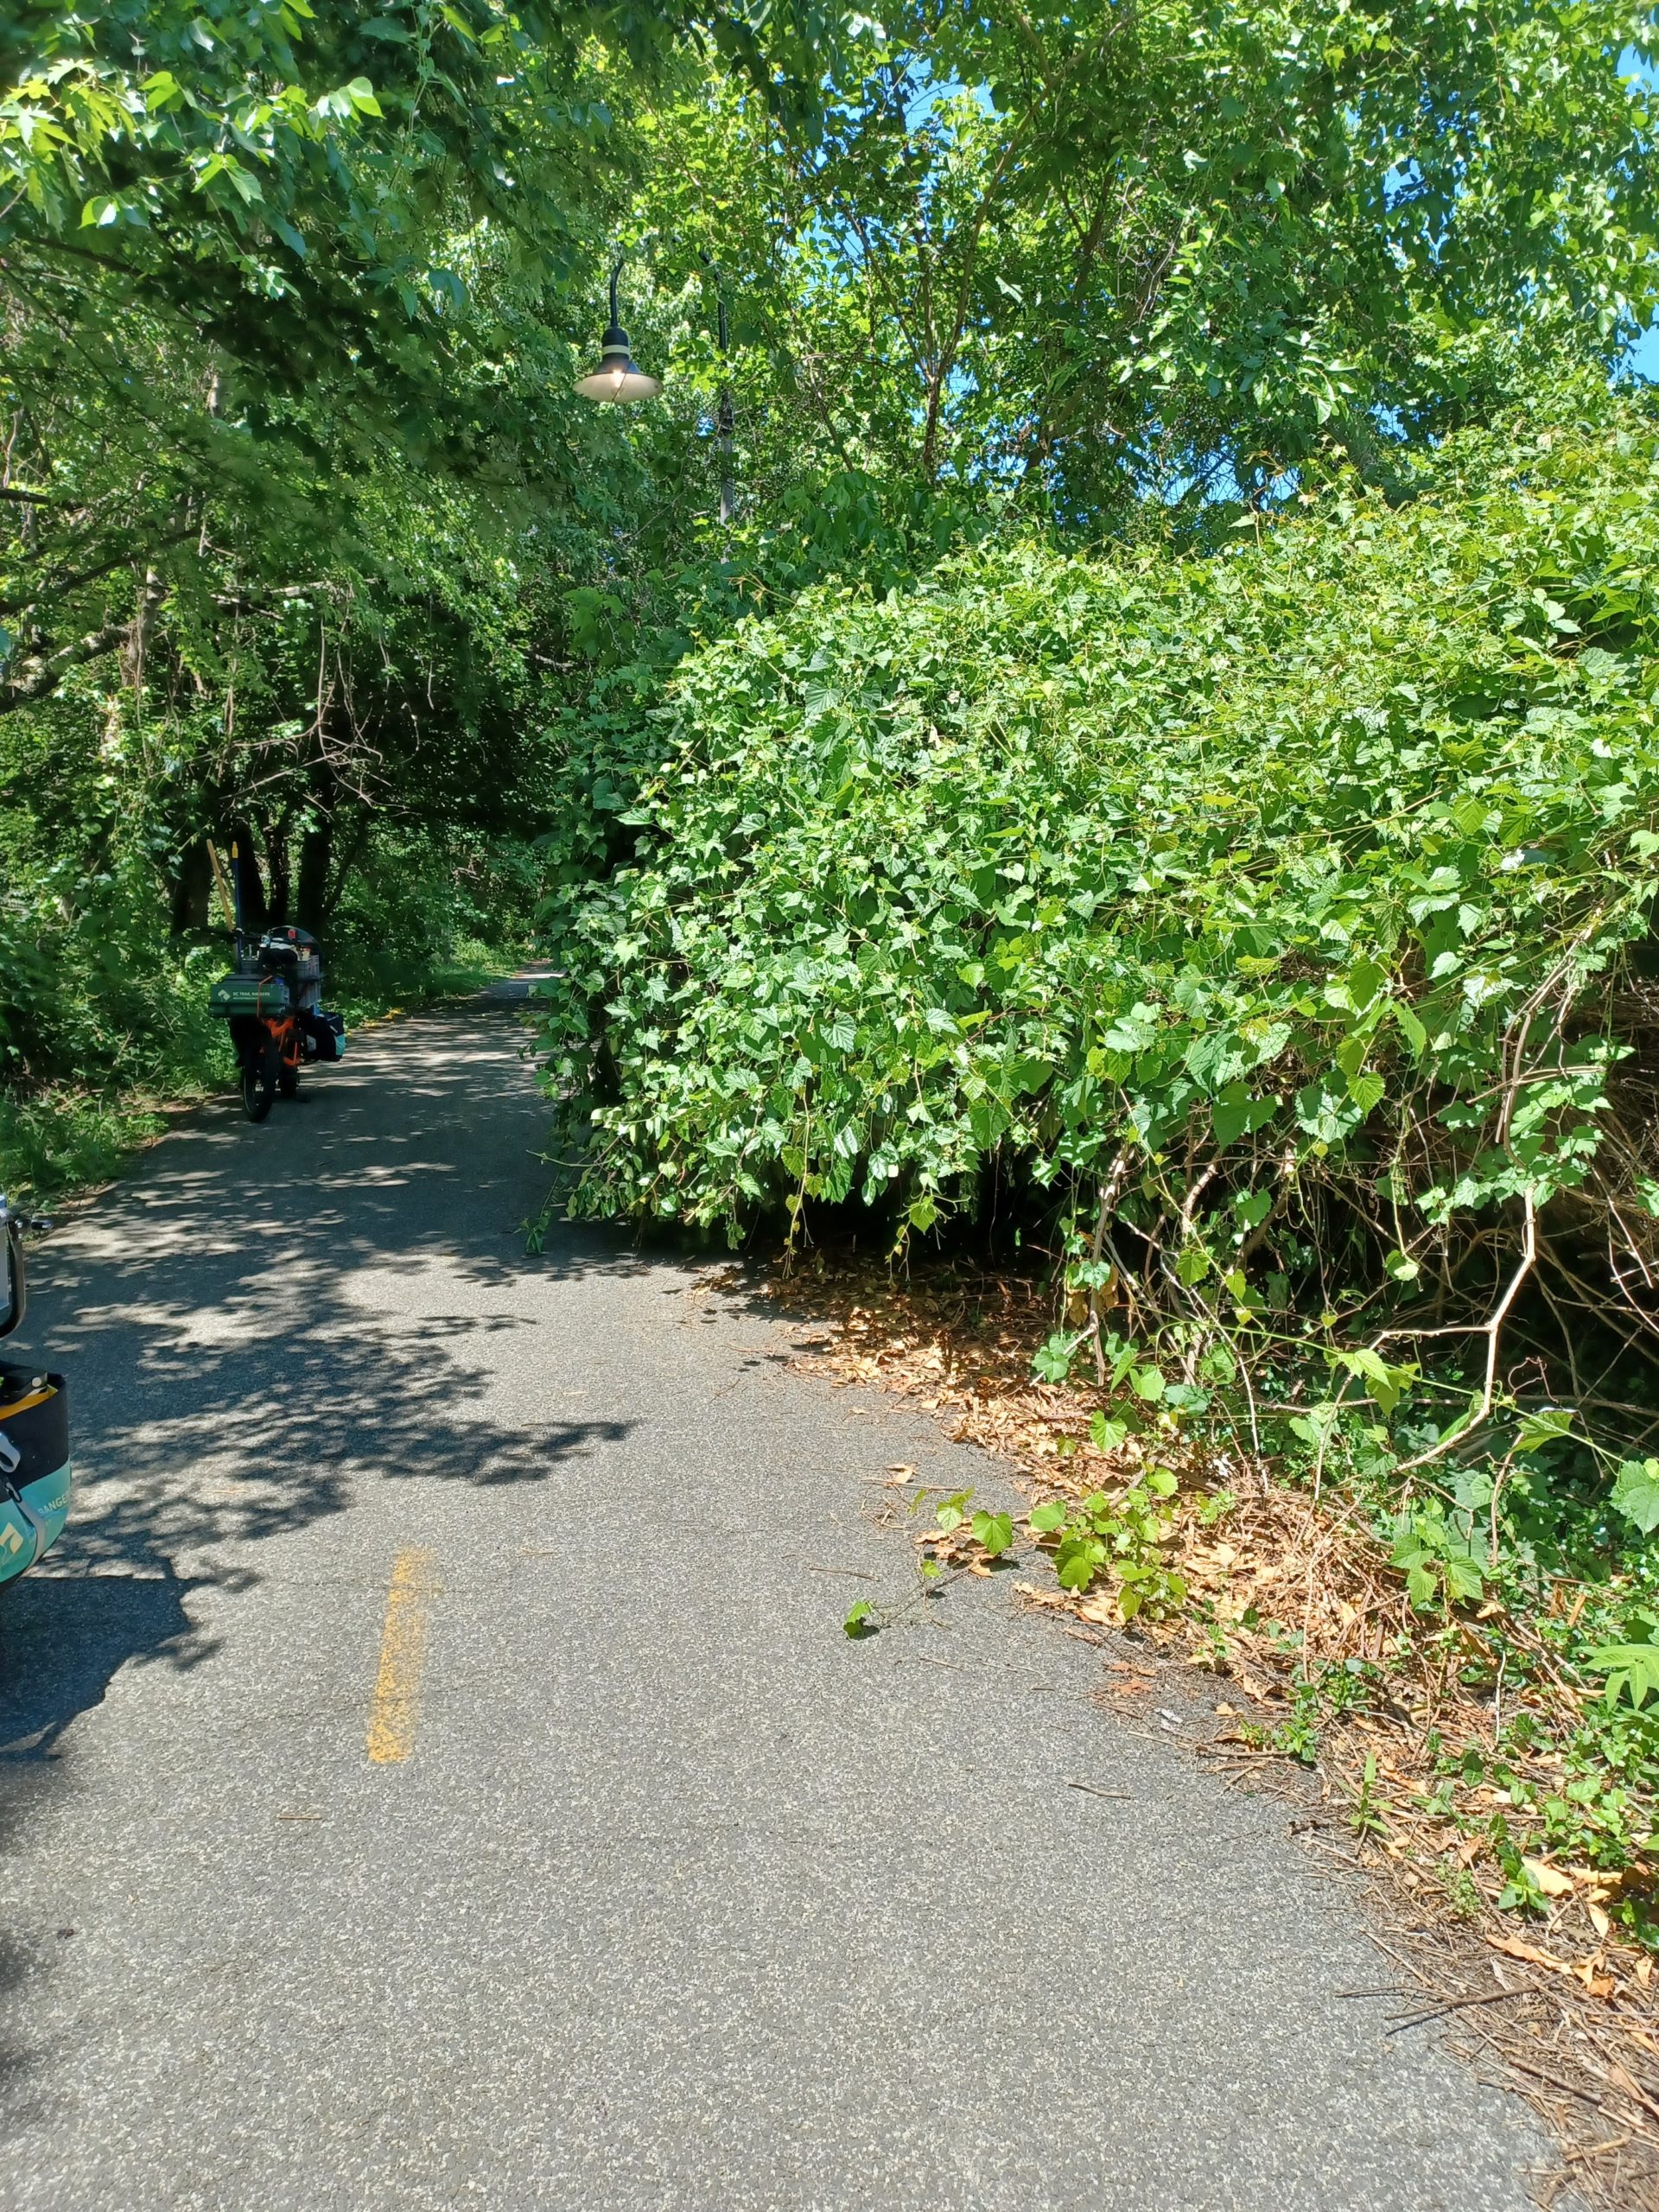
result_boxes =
[575,257,662,404]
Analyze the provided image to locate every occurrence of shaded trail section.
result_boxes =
[0,991,1547,2210]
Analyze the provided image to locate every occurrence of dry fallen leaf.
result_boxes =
[1522,1856,1575,1899]
[1487,1933,1617,1998]
[1489,1933,1570,1972]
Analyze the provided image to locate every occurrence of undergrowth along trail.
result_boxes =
[539,394,1659,1514]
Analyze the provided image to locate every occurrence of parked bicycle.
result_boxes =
[0,1194,72,1586]
[207,846,347,1122]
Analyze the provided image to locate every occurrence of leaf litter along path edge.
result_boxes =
[756,1247,1659,2212]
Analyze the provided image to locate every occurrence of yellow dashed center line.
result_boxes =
[366,1547,439,1764]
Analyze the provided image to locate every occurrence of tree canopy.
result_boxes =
[3,0,1657,1145]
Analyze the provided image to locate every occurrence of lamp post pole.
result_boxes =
[716,290,735,531]
[702,255,735,534]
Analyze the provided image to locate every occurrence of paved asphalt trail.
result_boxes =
[0,990,1554,2211]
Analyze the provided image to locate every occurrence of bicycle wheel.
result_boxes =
[240,1051,277,1122]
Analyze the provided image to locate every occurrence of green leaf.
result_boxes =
[1611,1458,1659,1535]
[1029,1500,1069,1533]
[1032,1332,1077,1383]
[1391,1517,1483,1611]
[969,1098,1010,1148]
[842,1599,876,1638]
[1338,1348,1414,1417]
[1345,955,1386,1009]
[1211,1083,1278,1145]
[1163,1382,1211,1415]
[1055,1534,1103,1591]
[971,1509,1014,1555]
[1514,1406,1575,1455]
[1443,1555,1485,1604]
[1589,1640,1659,1707]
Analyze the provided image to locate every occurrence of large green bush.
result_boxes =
[538,392,1659,1398]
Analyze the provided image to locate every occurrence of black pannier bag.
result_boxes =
[303,1008,347,1063]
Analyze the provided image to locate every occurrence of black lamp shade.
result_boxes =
[575,322,662,404]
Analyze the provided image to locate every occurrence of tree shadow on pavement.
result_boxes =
[0,1001,642,1641]
[0,1000,663,2094]
[0,1566,206,1759]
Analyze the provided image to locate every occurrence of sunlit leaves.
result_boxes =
[1611,1459,1659,1536]
[1589,1626,1659,1708]
[540,393,1659,1288]
[970,1509,1014,1555]
[1391,1514,1485,1611]
[785,0,1659,511]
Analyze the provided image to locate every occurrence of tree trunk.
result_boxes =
[296,819,333,935]
[229,823,268,934]
[264,818,292,927]
[119,566,166,692]
[324,801,371,930]
[169,842,213,935]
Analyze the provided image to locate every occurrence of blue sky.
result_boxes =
[883,54,1659,380]
[1624,45,1658,380]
